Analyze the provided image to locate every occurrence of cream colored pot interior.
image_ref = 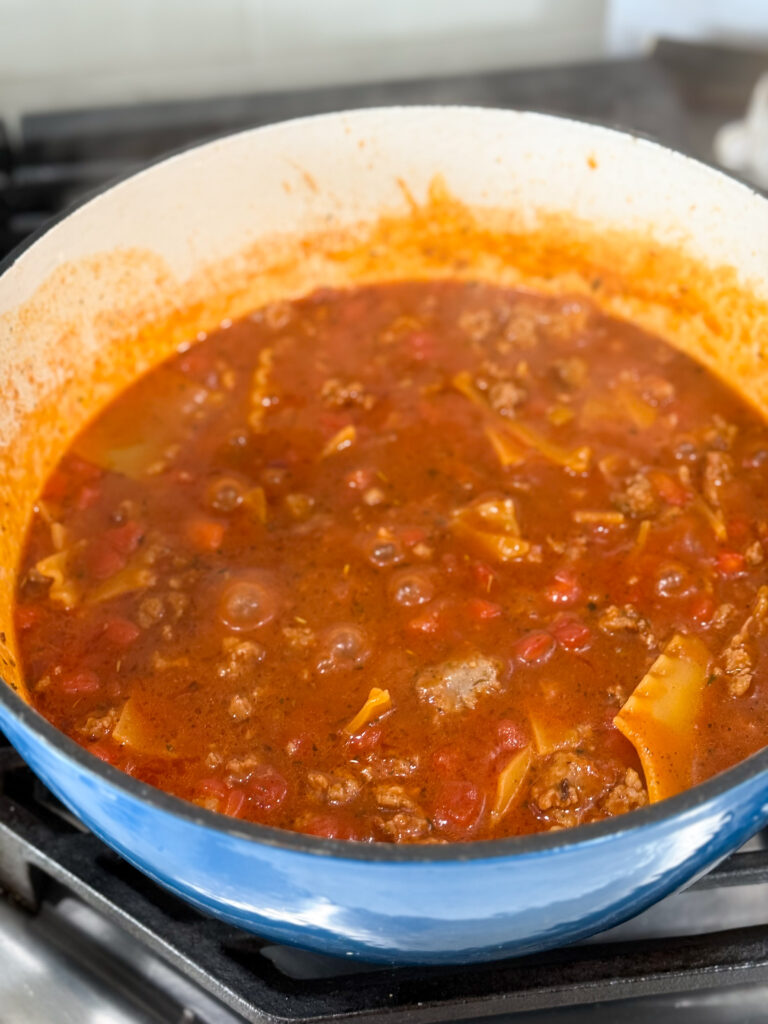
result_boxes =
[2,106,768,699]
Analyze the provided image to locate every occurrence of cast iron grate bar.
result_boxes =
[2,732,768,1023]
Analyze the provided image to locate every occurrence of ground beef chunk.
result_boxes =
[712,603,736,629]
[361,755,420,782]
[282,625,315,650]
[598,604,655,649]
[703,414,738,450]
[745,541,765,566]
[374,784,420,811]
[599,767,648,817]
[530,751,613,828]
[702,450,733,508]
[553,356,588,389]
[77,708,118,741]
[487,380,525,416]
[718,643,753,697]
[458,308,494,342]
[320,377,376,411]
[306,769,361,805]
[416,654,501,713]
[375,810,430,842]
[217,639,265,680]
[612,473,657,518]
[714,587,768,697]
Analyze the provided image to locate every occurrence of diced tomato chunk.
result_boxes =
[550,617,592,652]
[467,597,502,620]
[60,670,100,695]
[545,568,581,606]
[88,741,116,764]
[75,483,103,510]
[726,516,751,543]
[496,719,528,752]
[514,630,556,665]
[651,471,690,507]
[431,781,486,835]
[198,777,229,800]
[87,539,126,580]
[246,765,288,812]
[690,594,716,626]
[223,787,247,818]
[716,551,746,576]
[186,518,225,552]
[107,521,144,556]
[301,813,357,840]
[346,725,383,755]
[15,604,41,631]
[103,618,141,646]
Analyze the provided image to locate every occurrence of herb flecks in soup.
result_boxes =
[14,281,768,842]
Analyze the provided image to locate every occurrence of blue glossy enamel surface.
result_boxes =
[2,688,768,964]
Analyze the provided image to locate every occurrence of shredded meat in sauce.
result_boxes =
[15,280,768,843]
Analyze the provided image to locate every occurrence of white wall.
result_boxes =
[0,0,608,127]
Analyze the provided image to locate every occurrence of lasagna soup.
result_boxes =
[14,281,768,842]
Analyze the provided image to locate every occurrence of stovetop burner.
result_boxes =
[2,733,768,1023]
[3,37,768,1024]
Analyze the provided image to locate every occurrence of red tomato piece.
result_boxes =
[545,569,581,606]
[347,725,383,756]
[15,604,41,631]
[88,741,116,764]
[247,765,288,812]
[103,618,141,646]
[717,551,746,576]
[550,617,592,652]
[496,719,528,752]
[87,540,126,581]
[690,594,716,626]
[198,777,228,800]
[60,670,100,695]
[223,787,247,818]
[467,597,502,620]
[107,521,144,556]
[75,483,102,510]
[432,781,486,836]
[301,813,357,840]
[186,519,225,552]
[726,516,751,543]
[651,471,690,507]
[514,630,556,665]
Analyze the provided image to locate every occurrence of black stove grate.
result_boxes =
[2,731,768,1023]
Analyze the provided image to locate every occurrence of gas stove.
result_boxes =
[2,38,768,1024]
